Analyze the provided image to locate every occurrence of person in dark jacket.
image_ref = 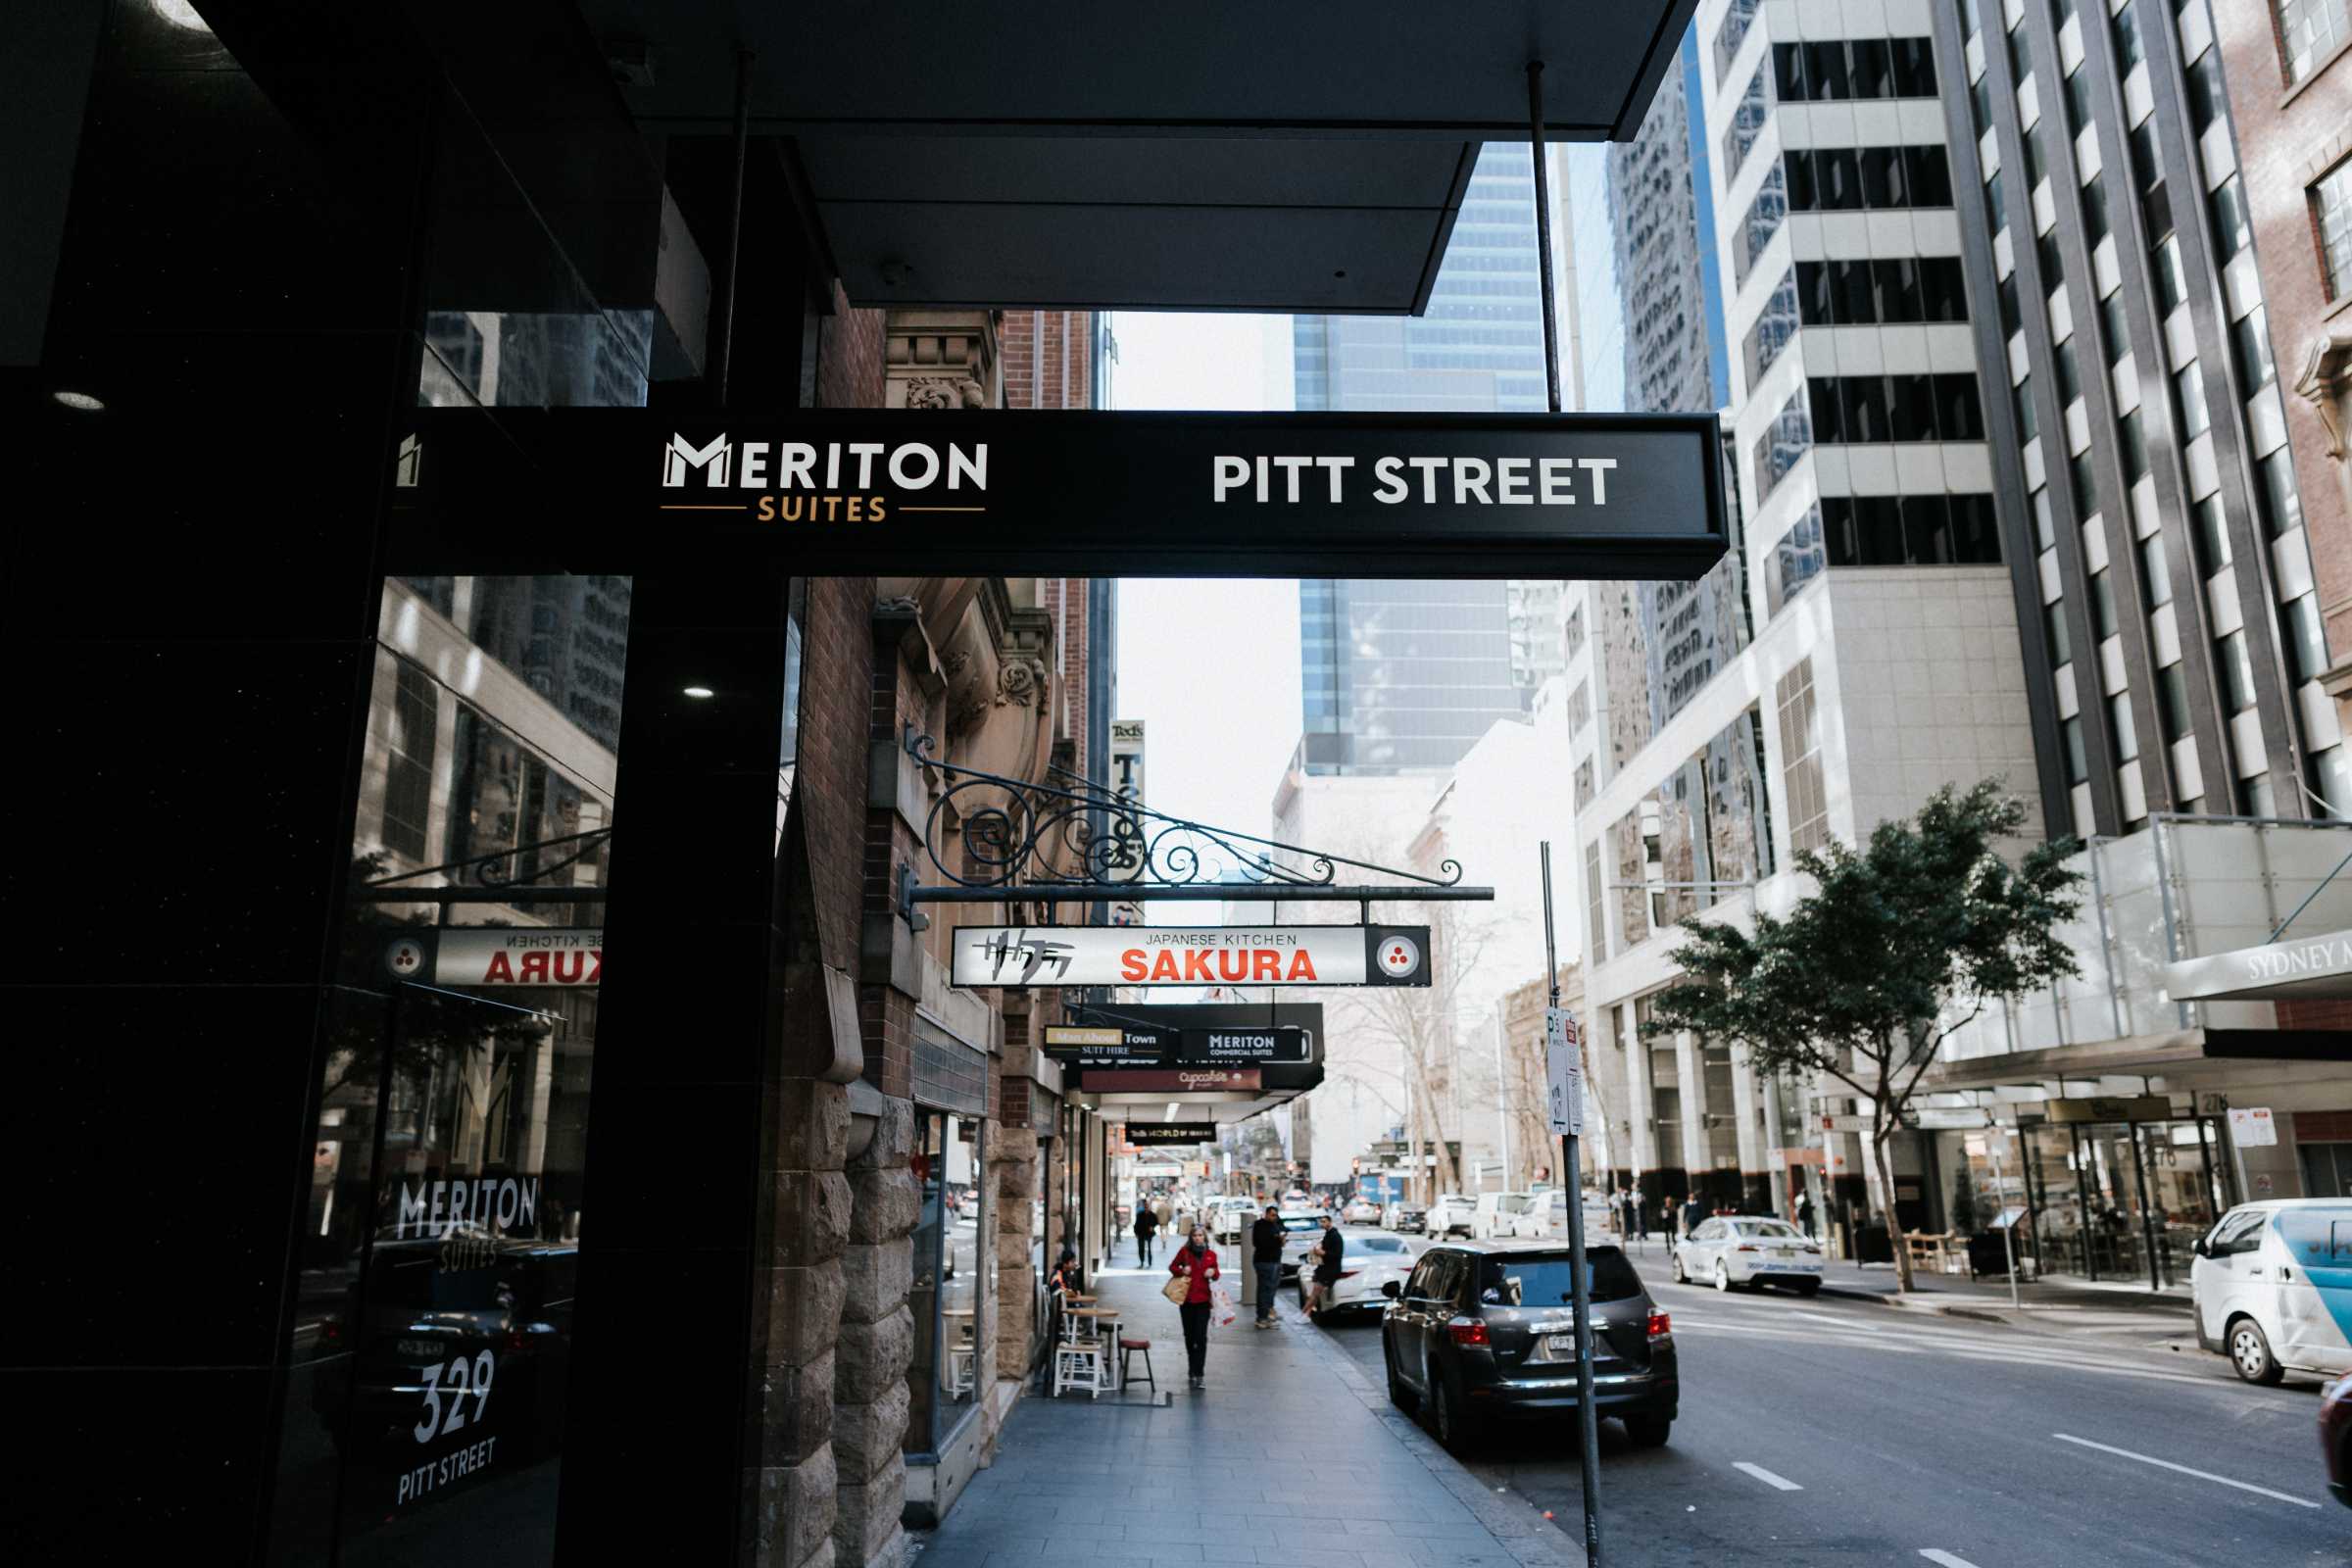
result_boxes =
[1168,1225,1221,1391]
[1305,1214,1347,1317]
[1250,1205,1285,1328]
[1679,1194,1707,1241]
[1133,1198,1160,1265]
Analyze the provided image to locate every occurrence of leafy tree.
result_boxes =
[1641,781,2082,1291]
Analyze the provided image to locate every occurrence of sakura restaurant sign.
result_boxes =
[950,925,1430,989]
[383,929,603,988]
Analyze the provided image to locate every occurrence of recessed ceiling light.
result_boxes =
[682,686,715,699]
[51,390,106,412]
[150,0,212,32]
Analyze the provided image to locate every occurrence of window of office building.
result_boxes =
[1715,0,1762,80]
[1751,385,1814,504]
[1795,258,1968,325]
[1586,841,1610,965]
[2235,305,2278,390]
[1775,659,1830,854]
[1744,270,1801,389]
[2316,157,2352,300]
[2139,533,2174,608]
[2192,493,2232,571]
[1736,164,1789,287]
[1765,502,1828,616]
[1817,494,2002,567]
[2046,598,2074,668]
[1785,145,1953,213]
[2259,448,2306,537]
[2282,594,2329,687]
[2210,173,2254,263]
[2158,661,2193,742]
[2278,0,2352,85]
[1805,373,1984,444]
[2217,630,2258,712]
[2062,715,2089,786]
[1723,61,1772,179]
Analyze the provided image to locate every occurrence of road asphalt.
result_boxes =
[1318,1267,2341,1567]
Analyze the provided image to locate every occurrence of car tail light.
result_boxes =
[1646,1311,1671,1342]
[318,1318,344,1351]
[1736,1244,1761,1252]
[1447,1318,1491,1348]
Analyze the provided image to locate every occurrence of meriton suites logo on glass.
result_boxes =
[660,433,990,521]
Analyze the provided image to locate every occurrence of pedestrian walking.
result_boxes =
[1794,1188,1815,1237]
[1630,1182,1648,1241]
[1250,1203,1285,1328]
[1306,1213,1346,1316]
[1134,1199,1159,1266]
[1168,1224,1221,1391]
[1679,1193,1706,1242]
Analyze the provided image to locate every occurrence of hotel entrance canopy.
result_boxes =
[2165,927,2352,1003]
[582,0,1701,312]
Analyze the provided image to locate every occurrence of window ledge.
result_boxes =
[2280,37,2352,112]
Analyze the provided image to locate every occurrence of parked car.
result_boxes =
[1209,1199,1254,1243]
[2192,1199,2352,1385]
[1379,1240,1676,1453]
[1342,1199,1384,1225]
[1301,1229,1416,1321]
[1426,1194,1477,1239]
[1671,1215,1824,1294]
[2325,1374,2352,1506]
[1474,1192,1544,1240]
[1540,1188,1617,1239]
[1273,1210,1327,1279]
[1384,1201,1428,1234]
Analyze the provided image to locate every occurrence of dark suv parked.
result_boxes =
[1380,1239,1676,1453]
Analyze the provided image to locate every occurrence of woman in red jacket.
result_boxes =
[1168,1223,1221,1392]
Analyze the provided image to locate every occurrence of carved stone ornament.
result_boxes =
[2292,322,2352,460]
[905,375,987,411]
[996,659,1045,707]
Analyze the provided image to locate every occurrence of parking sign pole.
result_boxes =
[1541,841,1603,1565]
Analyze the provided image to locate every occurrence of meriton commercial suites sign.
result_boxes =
[388,409,1727,580]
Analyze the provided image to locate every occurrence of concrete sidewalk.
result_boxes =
[908,1245,1577,1568]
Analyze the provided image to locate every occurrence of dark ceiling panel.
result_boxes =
[576,0,1696,312]
[820,199,1440,312]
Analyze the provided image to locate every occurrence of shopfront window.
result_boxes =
[907,1111,987,1453]
[2019,1116,2225,1287]
[275,573,620,1565]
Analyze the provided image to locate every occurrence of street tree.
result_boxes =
[1641,780,2082,1292]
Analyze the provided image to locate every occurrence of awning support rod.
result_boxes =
[2267,841,2352,942]
[1529,60,1563,417]
[907,883,1494,905]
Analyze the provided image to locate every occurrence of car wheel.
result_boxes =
[2227,1316,2285,1386]
[1431,1376,1479,1454]
[1670,1250,1688,1284]
[1713,1259,1733,1293]
[1385,1345,1419,1413]
[1622,1413,1672,1448]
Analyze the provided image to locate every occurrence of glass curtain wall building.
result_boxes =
[1293,140,1564,774]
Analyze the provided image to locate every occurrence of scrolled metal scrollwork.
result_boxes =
[904,728,1465,894]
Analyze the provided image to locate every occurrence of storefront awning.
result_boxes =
[587,0,1701,311]
[2163,926,2352,1002]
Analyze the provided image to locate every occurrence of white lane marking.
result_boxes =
[2050,1433,2323,1507]
[1919,1550,1982,1567]
[1786,1308,1884,1332]
[1734,1461,1803,1492]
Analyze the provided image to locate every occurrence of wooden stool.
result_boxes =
[1118,1337,1154,1393]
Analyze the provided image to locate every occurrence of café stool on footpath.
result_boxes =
[1117,1337,1155,1394]
[1051,1302,1110,1397]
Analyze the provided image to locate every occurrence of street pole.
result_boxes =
[1542,840,1603,1566]
[1988,1120,2023,1311]
[1493,1002,1512,1190]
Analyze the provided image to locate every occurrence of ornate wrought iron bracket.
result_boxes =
[360,825,614,903]
[897,726,1489,918]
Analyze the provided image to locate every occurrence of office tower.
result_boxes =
[1939,0,2349,830]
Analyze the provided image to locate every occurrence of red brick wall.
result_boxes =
[2212,4,2352,668]
[798,577,877,976]
[1001,310,1094,411]
[2277,998,2352,1031]
[817,280,887,411]
[2294,1107,2352,1141]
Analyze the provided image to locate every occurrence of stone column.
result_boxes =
[1728,1048,1765,1213]
[834,1098,916,1568]
[1622,1004,1657,1176]
[751,1079,852,1568]
[993,1125,1040,1383]
[1674,1031,1707,1203]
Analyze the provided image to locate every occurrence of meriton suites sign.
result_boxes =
[386,409,1727,580]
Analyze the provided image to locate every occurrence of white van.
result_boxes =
[1426,1193,1478,1239]
[2191,1199,2352,1384]
[1472,1191,1543,1240]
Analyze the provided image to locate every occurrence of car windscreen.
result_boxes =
[1283,1216,1323,1232]
[1477,1252,1644,1306]
[1736,1220,1804,1239]
[1353,1235,1407,1253]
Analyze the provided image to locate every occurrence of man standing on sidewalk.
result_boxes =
[1679,1191,1706,1243]
[1250,1204,1285,1328]
[1134,1199,1159,1266]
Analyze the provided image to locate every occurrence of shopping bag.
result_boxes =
[1161,1272,1192,1305]
[1210,1283,1236,1327]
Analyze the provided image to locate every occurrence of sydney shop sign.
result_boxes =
[951,924,1429,989]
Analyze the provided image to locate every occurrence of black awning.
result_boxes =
[585,0,1700,312]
